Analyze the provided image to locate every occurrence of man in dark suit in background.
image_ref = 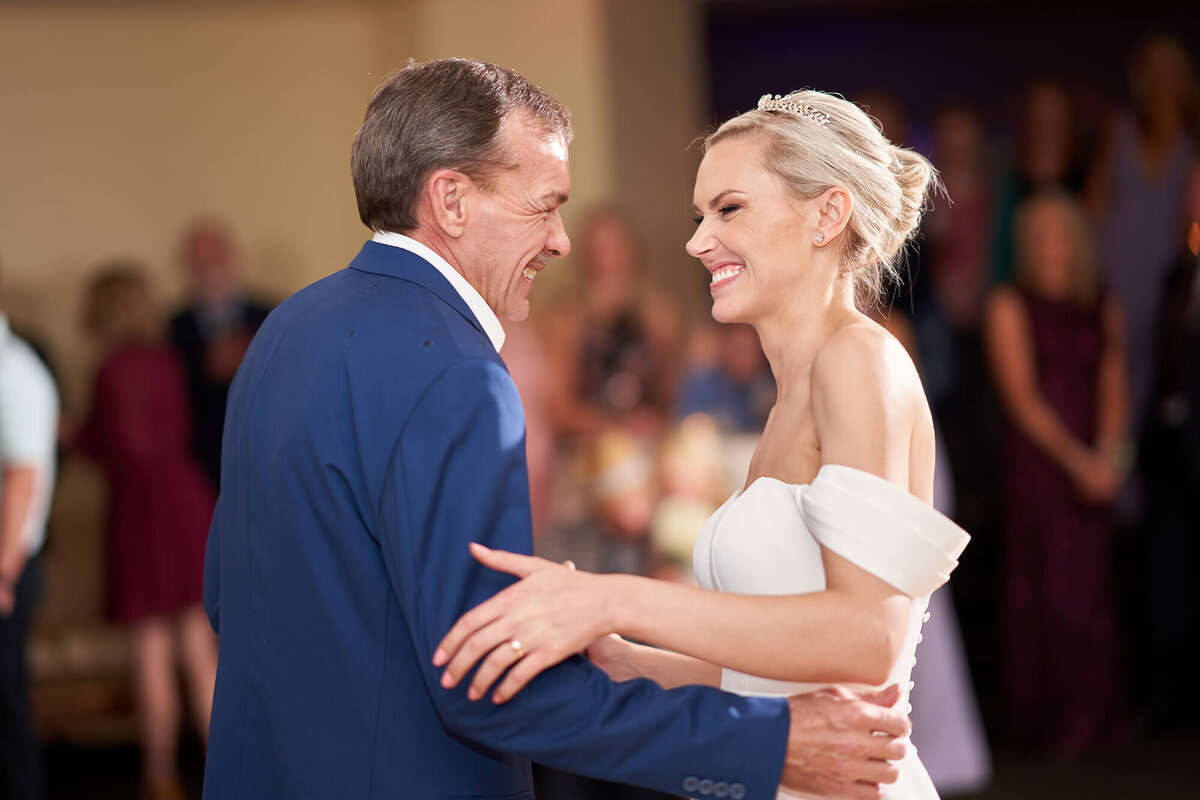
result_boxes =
[202,58,909,800]
[169,220,272,489]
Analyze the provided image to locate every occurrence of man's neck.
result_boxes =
[371,230,505,352]
[403,228,466,280]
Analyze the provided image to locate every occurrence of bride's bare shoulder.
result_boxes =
[809,318,931,479]
[811,318,921,392]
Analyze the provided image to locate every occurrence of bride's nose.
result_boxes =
[686,220,713,258]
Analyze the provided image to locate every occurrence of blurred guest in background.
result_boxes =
[676,322,774,433]
[1140,158,1200,733]
[580,429,658,577]
[1087,35,1199,441]
[918,107,1008,726]
[0,264,59,800]
[75,265,218,800]
[927,106,995,333]
[540,207,682,592]
[499,320,557,539]
[984,191,1129,757]
[994,81,1089,284]
[650,415,730,583]
[169,220,272,489]
[545,207,680,443]
[1087,35,1199,730]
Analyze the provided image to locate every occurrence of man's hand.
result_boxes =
[780,685,910,800]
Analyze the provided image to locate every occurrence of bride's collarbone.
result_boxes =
[745,417,821,489]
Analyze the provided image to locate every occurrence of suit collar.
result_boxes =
[349,240,505,352]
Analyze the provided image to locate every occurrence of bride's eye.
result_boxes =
[692,215,703,225]
[718,204,740,217]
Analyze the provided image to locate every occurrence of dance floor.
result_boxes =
[43,734,1199,800]
[951,735,1200,800]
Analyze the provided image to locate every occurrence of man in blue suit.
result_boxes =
[203,58,908,800]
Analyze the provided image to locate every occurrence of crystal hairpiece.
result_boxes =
[757,94,831,126]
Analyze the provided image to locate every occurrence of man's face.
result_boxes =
[458,115,571,322]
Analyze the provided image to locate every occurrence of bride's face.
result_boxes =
[687,135,814,324]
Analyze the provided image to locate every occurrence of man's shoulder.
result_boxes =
[272,266,497,363]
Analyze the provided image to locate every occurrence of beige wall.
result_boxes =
[0,0,709,626]
[0,2,386,405]
[604,0,711,315]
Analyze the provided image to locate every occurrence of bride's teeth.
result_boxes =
[523,267,536,280]
[711,266,743,284]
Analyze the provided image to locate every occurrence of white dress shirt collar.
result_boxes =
[371,231,506,352]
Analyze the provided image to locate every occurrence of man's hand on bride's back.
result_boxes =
[781,684,910,800]
[433,543,615,703]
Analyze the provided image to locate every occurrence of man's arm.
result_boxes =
[378,357,790,800]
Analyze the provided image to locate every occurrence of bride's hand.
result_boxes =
[433,543,617,703]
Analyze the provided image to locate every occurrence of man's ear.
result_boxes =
[814,185,853,246]
[425,169,472,238]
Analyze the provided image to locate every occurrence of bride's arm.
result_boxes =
[439,542,908,702]
[435,328,914,702]
[588,634,722,689]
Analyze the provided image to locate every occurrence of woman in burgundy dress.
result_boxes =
[76,265,218,800]
[984,191,1130,757]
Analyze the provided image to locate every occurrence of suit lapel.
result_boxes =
[348,241,488,339]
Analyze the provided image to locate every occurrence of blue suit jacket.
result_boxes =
[202,242,789,799]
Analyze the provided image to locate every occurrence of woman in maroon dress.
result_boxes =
[76,265,217,800]
[984,191,1130,757]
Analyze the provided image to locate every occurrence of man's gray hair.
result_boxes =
[351,58,572,234]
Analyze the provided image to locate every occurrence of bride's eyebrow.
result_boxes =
[692,189,741,213]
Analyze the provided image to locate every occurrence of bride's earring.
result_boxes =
[814,233,825,244]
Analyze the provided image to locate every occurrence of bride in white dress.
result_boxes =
[435,89,970,800]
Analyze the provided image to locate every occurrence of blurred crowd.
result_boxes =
[2,220,272,800]
[0,31,1197,800]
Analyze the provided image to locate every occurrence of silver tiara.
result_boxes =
[757,94,830,126]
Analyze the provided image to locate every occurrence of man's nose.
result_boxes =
[547,213,571,258]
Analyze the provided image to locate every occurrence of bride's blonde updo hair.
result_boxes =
[705,89,938,307]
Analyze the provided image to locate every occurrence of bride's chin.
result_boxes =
[710,301,746,325]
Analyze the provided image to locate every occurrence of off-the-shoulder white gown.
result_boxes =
[692,465,970,800]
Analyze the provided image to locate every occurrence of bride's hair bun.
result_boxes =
[706,89,939,307]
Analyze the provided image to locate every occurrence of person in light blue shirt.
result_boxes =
[0,292,59,800]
